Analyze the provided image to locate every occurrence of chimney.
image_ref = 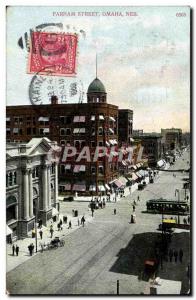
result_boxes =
[51,95,58,105]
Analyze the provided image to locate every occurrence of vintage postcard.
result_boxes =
[6,6,191,295]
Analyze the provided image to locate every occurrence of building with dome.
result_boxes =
[6,77,127,195]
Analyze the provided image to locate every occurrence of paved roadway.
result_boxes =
[6,150,190,295]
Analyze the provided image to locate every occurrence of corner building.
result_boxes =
[6,78,119,195]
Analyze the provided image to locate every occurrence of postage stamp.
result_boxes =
[28,31,78,76]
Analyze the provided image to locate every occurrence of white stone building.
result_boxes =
[6,138,60,240]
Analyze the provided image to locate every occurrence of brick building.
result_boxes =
[6,77,120,195]
[133,134,163,167]
[161,128,182,152]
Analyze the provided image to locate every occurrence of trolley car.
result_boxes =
[146,199,189,215]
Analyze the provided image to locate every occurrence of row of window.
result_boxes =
[60,164,118,175]
[6,115,117,125]
[6,165,55,187]
[60,127,117,136]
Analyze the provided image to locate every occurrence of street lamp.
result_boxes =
[175,189,180,224]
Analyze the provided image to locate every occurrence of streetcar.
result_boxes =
[146,199,189,215]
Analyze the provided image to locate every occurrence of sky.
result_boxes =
[6,6,190,132]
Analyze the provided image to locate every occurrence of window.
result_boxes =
[91,141,96,148]
[51,163,55,174]
[6,174,8,187]
[74,140,80,148]
[60,140,66,146]
[91,127,95,136]
[38,117,49,126]
[32,128,36,135]
[39,128,49,135]
[98,141,103,146]
[60,116,66,124]
[27,128,31,135]
[60,128,66,136]
[61,165,65,174]
[66,116,72,124]
[9,173,13,186]
[13,171,17,185]
[6,117,11,125]
[98,165,104,175]
[66,128,71,135]
[13,128,19,135]
[91,166,96,175]
[99,115,104,121]
[19,128,23,135]
[6,128,11,135]
[98,127,103,135]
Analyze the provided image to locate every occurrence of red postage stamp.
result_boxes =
[28,31,78,76]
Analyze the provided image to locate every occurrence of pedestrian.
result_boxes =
[57,222,61,231]
[133,200,136,206]
[174,249,178,263]
[39,229,43,240]
[50,227,54,238]
[91,208,94,217]
[68,220,72,229]
[103,199,106,208]
[183,218,187,225]
[133,205,135,212]
[169,249,173,262]
[114,208,116,215]
[137,195,140,201]
[12,244,15,256]
[179,249,183,263]
[15,245,19,256]
[81,216,85,227]
[63,216,67,224]
[28,244,33,256]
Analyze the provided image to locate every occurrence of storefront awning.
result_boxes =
[105,184,110,190]
[73,116,86,123]
[109,128,114,134]
[98,185,106,192]
[119,177,128,185]
[73,184,86,191]
[6,225,13,236]
[113,179,124,188]
[99,115,104,120]
[130,173,138,181]
[38,117,49,121]
[64,164,71,170]
[122,160,127,166]
[73,128,86,134]
[109,116,116,122]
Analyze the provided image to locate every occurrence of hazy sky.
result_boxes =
[7,6,190,132]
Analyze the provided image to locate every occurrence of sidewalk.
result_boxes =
[7,212,93,272]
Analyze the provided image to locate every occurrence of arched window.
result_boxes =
[9,173,13,186]
[13,171,17,185]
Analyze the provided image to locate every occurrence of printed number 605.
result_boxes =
[176,12,186,17]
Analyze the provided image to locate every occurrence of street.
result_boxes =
[6,150,190,295]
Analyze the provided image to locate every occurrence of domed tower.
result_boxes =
[87,77,107,103]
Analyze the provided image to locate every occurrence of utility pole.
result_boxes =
[117,280,119,295]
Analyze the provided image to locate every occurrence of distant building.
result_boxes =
[6,138,59,240]
[161,128,182,152]
[133,134,162,167]
[133,129,143,136]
